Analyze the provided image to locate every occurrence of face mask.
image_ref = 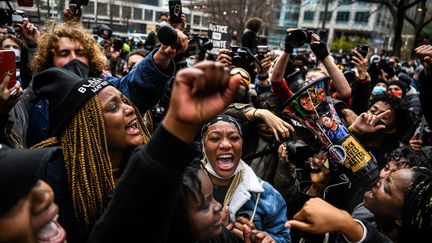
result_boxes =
[388,90,403,99]
[12,48,20,62]
[186,58,195,67]
[63,59,90,79]
[372,86,386,95]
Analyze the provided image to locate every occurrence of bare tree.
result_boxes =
[355,0,426,56]
[403,0,432,46]
[199,0,281,41]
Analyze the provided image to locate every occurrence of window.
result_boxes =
[336,11,350,23]
[84,2,94,14]
[319,11,332,21]
[303,11,314,22]
[145,9,153,21]
[202,17,209,27]
[112,5,120,18]
[193,15,201,26]
[123,7,131,19]
[98,3,108,16]
[355,11,369,24]
[134,8,142,20]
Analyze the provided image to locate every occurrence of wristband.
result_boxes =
[348,125,361,135]
[252,109,258,120]
[342,219,367,243]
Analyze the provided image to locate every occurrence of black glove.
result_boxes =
[311,42,329,61]
[284,34,294,53]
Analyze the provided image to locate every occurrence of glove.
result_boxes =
[311,42,329,61]
[284,34,294,53]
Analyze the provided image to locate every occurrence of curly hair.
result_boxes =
[32,22,107,76]
[369,93,411,138]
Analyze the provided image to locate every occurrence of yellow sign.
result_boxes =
[342,136,371,172]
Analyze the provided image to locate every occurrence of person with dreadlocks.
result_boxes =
[31,67,151,243]
[9,19,187,148]
[289,146,432,242]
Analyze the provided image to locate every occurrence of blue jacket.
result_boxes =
[236,176,291,243]
[12,49,175,147]
[211,161,290,242]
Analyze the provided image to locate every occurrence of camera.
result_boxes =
[188,34,213,60]
[285,138,315,167]
[0,8,24,26]
[286,29,312,48]
[69,0,89,7]
[228,46,254,71]
[257,45,268,61]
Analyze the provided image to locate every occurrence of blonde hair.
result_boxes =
[34,96,150,236]
[32,22,107,76]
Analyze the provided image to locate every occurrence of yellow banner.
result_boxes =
[342,136,371,172]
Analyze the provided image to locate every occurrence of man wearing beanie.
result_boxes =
[387,80,407,98]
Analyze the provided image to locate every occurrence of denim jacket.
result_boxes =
[11,48,175,147]
[232,162,291,243]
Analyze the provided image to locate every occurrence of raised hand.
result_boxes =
[216,49,232,68]
[255,109,294,142]
[13,18,40,46]
[0,71,23,114]
[162,61,240,143]
[415,45,432,77]
[350,110,390,134]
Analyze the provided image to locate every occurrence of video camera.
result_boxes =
[0,0,26,26]
[286,29,313,48]
[188,34,213,61]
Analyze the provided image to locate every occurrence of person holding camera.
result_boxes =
[8,6,188,148]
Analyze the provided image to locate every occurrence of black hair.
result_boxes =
[384,146,431,169]
[181,159,205,204]
[401,167,432,242]
[369,93,411,138]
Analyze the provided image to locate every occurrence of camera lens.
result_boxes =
[287,29,308,48]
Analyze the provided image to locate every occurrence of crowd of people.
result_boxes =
[0,4,432,243]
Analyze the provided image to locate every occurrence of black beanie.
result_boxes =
[32,67,112,136]
[0,145,61,215]
[388,80,407,97]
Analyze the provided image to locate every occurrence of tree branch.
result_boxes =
[421,16,432,29]
[404,13,416,26]
[401,0,423,11]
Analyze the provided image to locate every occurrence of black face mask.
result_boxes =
[62,59,90,79]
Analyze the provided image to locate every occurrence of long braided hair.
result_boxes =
[34,95,150,236]
[400,167,432,242]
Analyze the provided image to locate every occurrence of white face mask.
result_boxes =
[11,48,20,62]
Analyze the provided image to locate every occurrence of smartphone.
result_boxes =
[168,0,182,23]
[357,44,369,58]
[0,50,16,89]
[257,45,268,61]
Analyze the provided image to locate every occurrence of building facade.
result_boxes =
[298,0,393,52]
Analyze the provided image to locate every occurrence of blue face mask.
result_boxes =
[186,59,195,67]
[372,86,387,95]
